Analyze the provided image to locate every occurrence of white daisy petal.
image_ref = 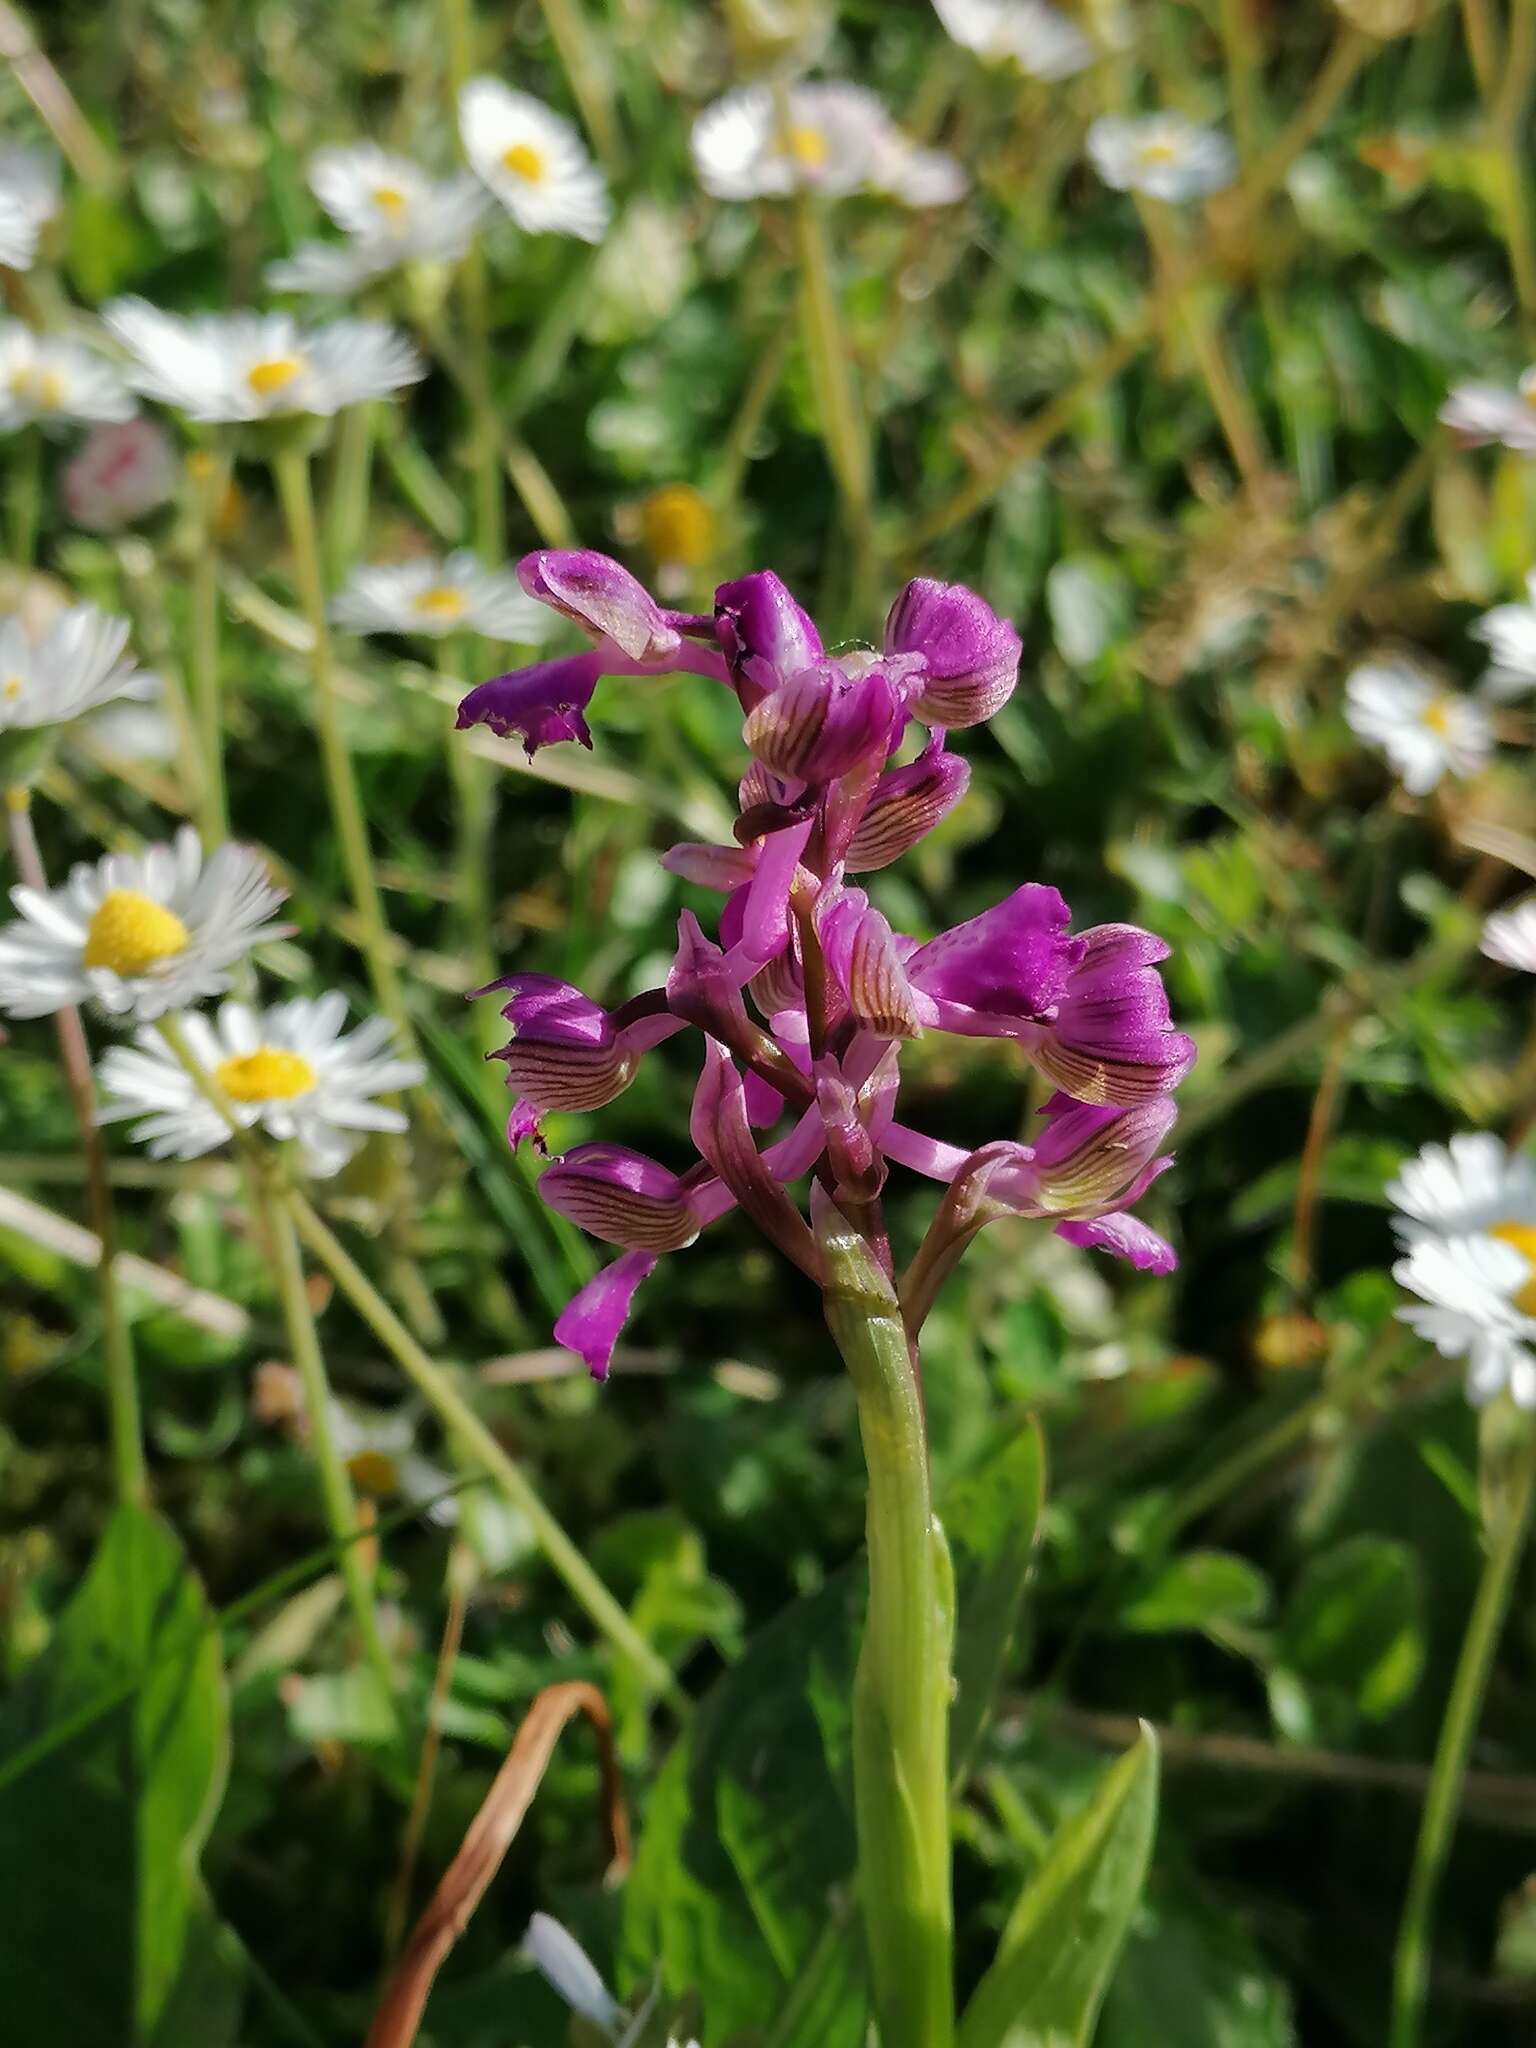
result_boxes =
[330,551,551,642]
[691,83,955,206]
[1086,114,1235,202]
[0,603,158,735]
[1482,900,1536,974]
[1440,370,1536,455]
[0,322,134,433]
[0,146,61,272]
[98,990,424,1175]
[932,0,1094,77]
[1343,658,1493,793]
[102,298,424,422]
[459,80,610,243]
[266,147,490,297]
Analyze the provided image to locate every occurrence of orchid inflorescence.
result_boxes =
[456,550,1195,1379]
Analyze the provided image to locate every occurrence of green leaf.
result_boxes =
[0,1505,230,2047]
[946,1422,1047,1779]
[1097,1878,1297,2047]
[1269,1536,1425,1743]
[620,1569,867,2045]
[958,1728,1160,2048]
[1118,1551,1271,1638]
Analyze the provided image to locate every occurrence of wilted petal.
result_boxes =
[1055,1211,1177,1272]
[539,1142,701,1252]
[714,570,822,696]
[846,737,971,871]
[691,1040,819,1275]
[906,883,1081,1032]
[478,972,638,1112]
[1031,924,1196,1106]
[742,658,902,784]
[518,548,680,662]
[553,1250,658,1380]
[818,887,934,1039]
[885,577,1020,728]
[456,650,602,756]
[659,841,758,891]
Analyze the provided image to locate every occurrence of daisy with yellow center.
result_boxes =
[330,550,549,642]
[98,991,423,1175]
[1344,659,1495,795]
[0,603,161,738]
[691,82,965,209]
[266,144,491,295]
[0,826,289,1022]
[459,78,610,242]
[0,323,133,433]
[1086,114,1236,201]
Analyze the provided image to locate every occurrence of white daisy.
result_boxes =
[0,826,290,1021]
[931,0,1094,78]
[0,323,134,432]
[1343,659,1494,794]
[0,145,61,272]
[691,83,884,201]
[1440,370,1536,456]
[1388,1133,1536,1408]
[1483,900,1536,973]
[62,417,178,530]
[97,990,422,1175]
[330,551,550,641]
[102,299,425,422]
[266,144,491,294]
[458,80,610,243]
[1470,570,1536,700]
[0,603,158,733]
[866,127,969,208]
[328,1397,457,1522]
[1086,113,1236,202]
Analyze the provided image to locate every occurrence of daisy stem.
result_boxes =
[1462,0,1501,103]
[6,787,146,1508]
[1389,1427,1536,2048]
[283,1185,688,1715]
[6,426,39,570]
[383,1544,471,1959]
[437,638,496,997]
[258,1169,400,1726]
[787,188,878,615]
[324,400,378,587]
[188,445,231,846]
[534,0,623,174]
[1140,199,1268,495]
[1492,0,1536,341]
[269,442,411,1045]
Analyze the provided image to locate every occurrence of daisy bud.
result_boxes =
[538,1142,702,1252]
[456,649,602,756]
[714,570,823,695]
[845,737,971,871]
[741,657,902,784]
[817,887,933,1040]
[480,973,638,1112]
[1031,925,1197,1108]
[62,419,177,532]
[884,577,1020,729]
[554,1249,658,1381]
[517,548,680,662]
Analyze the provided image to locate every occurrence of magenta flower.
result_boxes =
[460,551,1192,1377]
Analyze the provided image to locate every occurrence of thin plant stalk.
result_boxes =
[188,445,232,845]
[284,1185,688,1713]
[259,1171,400,1723]
[7,426,40,570]
[269,441,412,1043]
[535,0,621,171]
[1140,200,1267,493]
[6,787,146,1507]
[384,1551,471,1958]
[439,0,506,563]
[324,399,378,585]
[821,1202,954,2048]
[1389,1430,1536,2048]
[1462,0,1501,101]
[787,188,877,608]
[1492,0,1536,339]
[436,639,497,996]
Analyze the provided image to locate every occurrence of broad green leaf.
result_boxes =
[958,1728,1160,2048]
[1118,1551,1271,1638]
[620,1569,867,2046]
[0,1505,230,2046]
[1269,1536,1424,1743]
[1098,1879,1297,2048]
[946,1422,1047,1779]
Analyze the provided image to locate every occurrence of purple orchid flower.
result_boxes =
[458,552,1193,1376]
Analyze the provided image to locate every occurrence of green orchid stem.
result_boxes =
[189,445,231,845]
[7,788,147,1508]
[821,1201,955,2048]
[259,1171,399,1727]
[270,442,412,1044]
[787,188,877,613]
[284,1186,689,1717]
[1389,1427,1536,2048]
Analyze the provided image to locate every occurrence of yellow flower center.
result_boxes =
[213,1047,318,1103]
[371,184,408,216]
[1138,140,1180,165]
[347,1449,401,1496]
[413,584,468,617]
[1420,696,1455,736]
[82,889,191,977]
[639,483,716,567]
[246,355,305,399]
[783,124,829,169]
[1492,1220,1536,1315]
[2,675,23,701]
[500,142,545,183]
[8,365,64,409]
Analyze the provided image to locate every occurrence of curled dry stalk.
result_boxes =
[364,1679,629,2048]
